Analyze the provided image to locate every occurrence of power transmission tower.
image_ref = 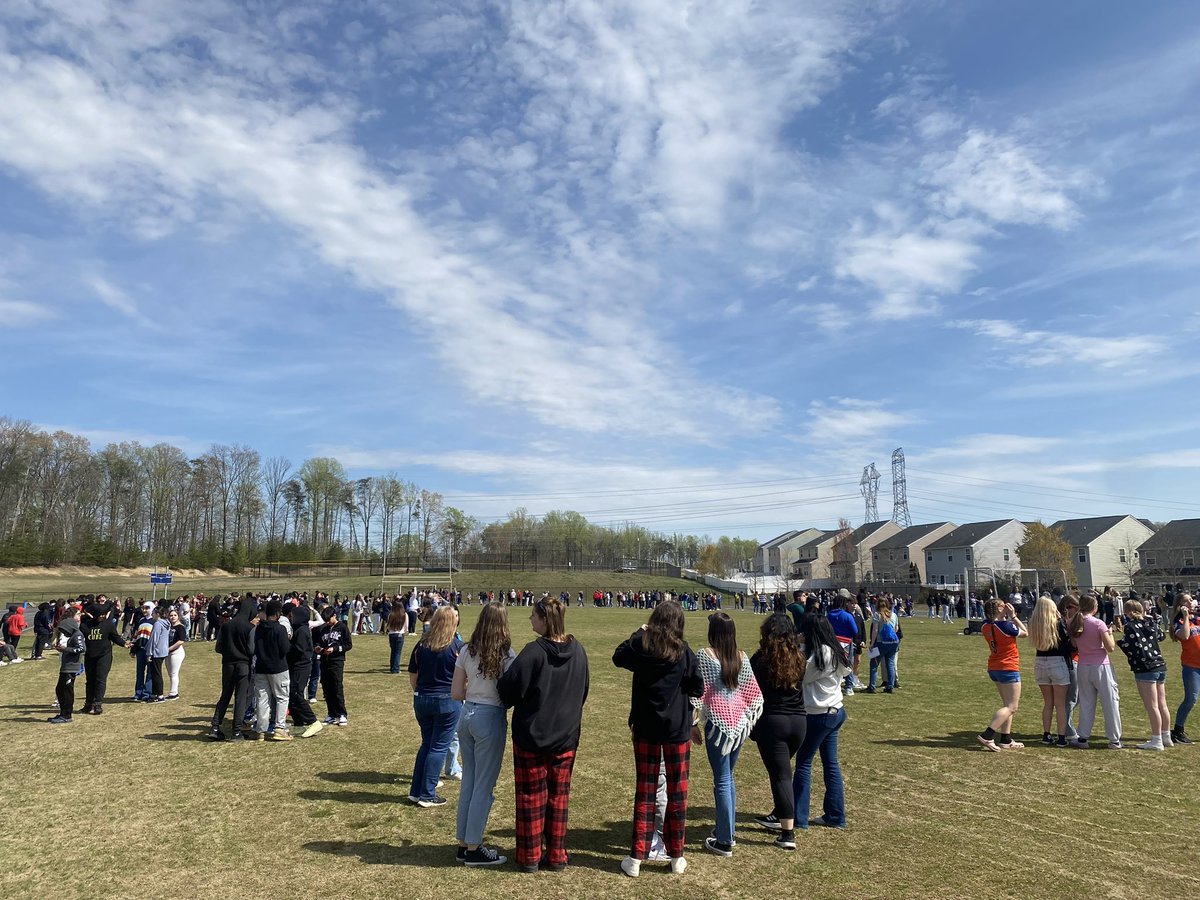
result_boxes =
[891,447,911,527]
[860,463,880,523]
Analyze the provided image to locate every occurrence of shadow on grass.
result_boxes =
[315,770,404,785]
[870,730,985,749]
[299,789,401,804]
[0,704,50,711]
[143,731,207,741]
[304,838,619,874]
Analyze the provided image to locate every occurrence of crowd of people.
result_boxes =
[976,586,1200,751]
[3,578,1196,876]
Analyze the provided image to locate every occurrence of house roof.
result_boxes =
[849,520,893,542]
[758,530,801,551]
[925,519,1018,551]
[797,529,841,551]
[874,522,955,551]
[1138,519,1200,551]
[1049,516,1133,547]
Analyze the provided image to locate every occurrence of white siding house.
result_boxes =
[1051,515,1155,590]
[924,520,1026,589]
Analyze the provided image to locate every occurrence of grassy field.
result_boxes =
[1,575,1198,900]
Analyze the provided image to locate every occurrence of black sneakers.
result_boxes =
[754,813,783,831]
[417,795,448,808]
[464,846,507,867]
[774,832,797,851]
[1172,728,1194,745]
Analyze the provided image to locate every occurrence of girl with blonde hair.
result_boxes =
[408,606,465,807]
[1115,599,1171,750]
[1029,595,1073,747]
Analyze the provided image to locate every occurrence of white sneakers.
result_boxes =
[301,721,324,739]
[621,855,686,878]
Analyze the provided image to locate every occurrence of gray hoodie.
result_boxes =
[57,618,84,673]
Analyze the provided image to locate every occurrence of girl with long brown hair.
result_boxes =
[750,614,806,850]
[613,600,702,877]
[451,603,516,866]
[693,611,762,858]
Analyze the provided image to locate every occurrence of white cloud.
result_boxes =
[0,298,55,326]
[805,398,916,443]
[926,130,1081,228]
[86,274,155,327]
[954,318,1163,368]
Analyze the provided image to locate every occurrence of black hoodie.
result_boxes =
[216,601,256,663]
[613,630,703,743]
[498,635,589,754]
[287,605,314,664]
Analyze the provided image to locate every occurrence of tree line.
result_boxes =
[0,418,758,574]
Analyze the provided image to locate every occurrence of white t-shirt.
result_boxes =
[454,647,517,706]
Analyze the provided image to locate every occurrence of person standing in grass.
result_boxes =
[407,606,465,808]
[865,597,900,694]
[793,614,850,830]
[451,603,516,867]
[387,604,409,674]
[315,606,353,727]
[1029,595,1074,747]
[285,601,322,738]
[749,614,806,851]
[977,599,1027,751]
[31,602,53,661]
[497,597,590,874]
[164,608,187,700]
[694,612,762,858]
[48,605,84,724]
[614,600,702,878]
[1170,594,1200,745]
[208,598,255,742]
[1115,599,1171,750]
[252,600,292,742]
[82,600,129,715]
[1067,594,1122,750]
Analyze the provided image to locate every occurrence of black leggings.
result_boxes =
[754,713,808,822]
[56,671,77,718]
[84,654,113,708]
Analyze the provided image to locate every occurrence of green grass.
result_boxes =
[1,593,1197,900]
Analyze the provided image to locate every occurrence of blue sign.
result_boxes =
[149,573,173,584]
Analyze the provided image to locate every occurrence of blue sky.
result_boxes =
[1,0,1199,539]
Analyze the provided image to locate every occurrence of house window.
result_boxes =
[903,550,908,560]
[1077,548,1087,564]
[1186,551,1196,567]
[872,551,878,561]
[1003,548,1010,562]
[1145,553,1157,567]
[938,575,946,585]
[948,554,953,563]
[965,549,972,561]
[927,552,933,562]
[1118,549,1127,564]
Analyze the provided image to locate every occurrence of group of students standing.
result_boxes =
[978,591,1200,751]
[397,596,851,876]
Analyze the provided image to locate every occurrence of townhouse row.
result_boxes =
[752,516,1200,592]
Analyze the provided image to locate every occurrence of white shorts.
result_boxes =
[1034,656,1072,686]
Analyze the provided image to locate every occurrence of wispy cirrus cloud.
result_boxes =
[953,318,1163,368]
[805,398,918,443]
[0,298,55,327]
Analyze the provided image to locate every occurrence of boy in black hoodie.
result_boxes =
[208,598,256,742]
[287,601,322,738]
[82,600,129,714]
[497,598,589,873]
[253,600,292,742]
[314,607,352,726]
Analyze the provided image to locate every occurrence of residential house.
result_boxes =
[828,520,902,584]
[753,528,824,575]
[1050,515,1156,590]
[790,530,843,584]
[1135,519,1200,593]
[924,519,1026,589]
[869,522,956,585]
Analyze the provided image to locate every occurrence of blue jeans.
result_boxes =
[388,632,406,674]
[444,731,462,778]
[794,707,847,828]
[704,725,743,846]
[308,652,320,700]
[134,651,149,699]
[456,702,508,846]
[869,644,898,689]
[412,694,463,800]
[1178,665,1200,730]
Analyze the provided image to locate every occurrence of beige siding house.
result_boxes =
[869,522,956,585]
[829,521,902,584]
[1135,519,1200,593]
[791,530,842,582]
[1051,515,1155,590]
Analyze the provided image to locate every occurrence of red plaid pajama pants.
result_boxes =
[513,743,577,867]
[631,738,690,859]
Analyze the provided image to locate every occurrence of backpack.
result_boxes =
[877,619,899,645]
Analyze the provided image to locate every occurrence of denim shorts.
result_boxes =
[988,670,1020,684]
[1134,670,1166,684]
[1034,656,1071,686]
